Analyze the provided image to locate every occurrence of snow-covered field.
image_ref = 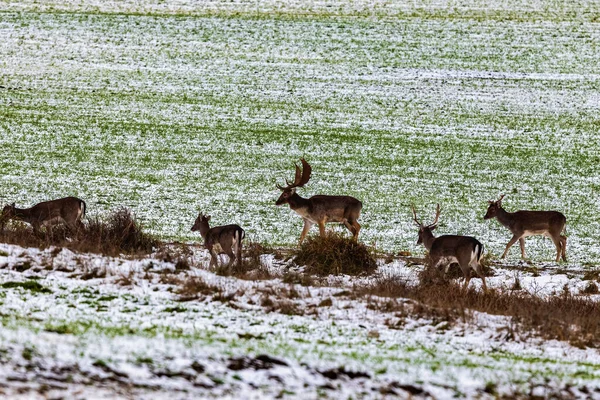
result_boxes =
[1,242,599,399]
[1,0,600,259]
[2,0,600,398]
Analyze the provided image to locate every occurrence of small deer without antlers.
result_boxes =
[412,204,487,291]
[484,194,567,262]
[275,158,362,245]
[1,197,86,235]
[191,213,245,269]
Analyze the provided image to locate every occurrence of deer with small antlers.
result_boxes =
[191,213,245,269]
[412,204,487,291]
[484,194,567,262]
[275,158,362,245]
[1,197,86,236]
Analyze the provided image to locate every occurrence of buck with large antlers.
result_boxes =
[1,196,86,235]
[275,158,362,244]
[412,204,487,291]
[483,194,567,262]
[191,213,245,269]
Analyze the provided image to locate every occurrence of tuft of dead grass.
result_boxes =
[294,232,377,276]
[357,272,600,347]
[0,208,158,256]
[176,276,222,301]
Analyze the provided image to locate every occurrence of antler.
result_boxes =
[429,203,441,227]
[411,205,422,226]
[277,158,312,191]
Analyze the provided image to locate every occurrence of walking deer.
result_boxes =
[275,158,362,245]
[483,194,567,262]
[1,197,86,235]
[412,204,487,291]
[191,213,245,269]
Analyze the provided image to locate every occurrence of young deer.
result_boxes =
[2,197,86,235]
[483,194,567,262]
[191,213,245,269]
[275,158,362,245]
[412,204,487,291]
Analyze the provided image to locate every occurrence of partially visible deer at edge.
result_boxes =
[413,204,487,291]
[483,194,567,262]
[1,196,86,236]
[191,213,245,269]
[275,158,362,245]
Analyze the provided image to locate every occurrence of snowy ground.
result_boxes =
[2,1,600,398]
[0,242,599,399]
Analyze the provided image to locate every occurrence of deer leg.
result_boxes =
[471,262,487,292]
[550,235,563,263]
[317,219,326,237]
[462,276,472,292]
[343,219,361,242]
[206,245,218,268]
[235,237,243,267]
[560,235,567,262]
[501,235,521,259]
[518,238,525,258]
[299,219,313,245]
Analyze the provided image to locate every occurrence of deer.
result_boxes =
[412,204,487,292]
[191,213,245,269]
[1,196,86,236]
[483,194,567,262]
[275,158,362,245]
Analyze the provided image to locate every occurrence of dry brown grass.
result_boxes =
[213,242,274,280]
[294,232,377,276]
[357,273,600,347]
[176,276,222,301]
[0,208,158,256]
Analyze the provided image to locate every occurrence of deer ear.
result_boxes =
[207,215,211,221]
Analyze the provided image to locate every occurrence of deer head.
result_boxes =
[483,194,505,220]
[191,213,211,234]
[275,158,312,205]
[412,204,441,245]
[1,203,15,218]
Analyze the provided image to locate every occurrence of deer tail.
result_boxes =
[475,241,484,262]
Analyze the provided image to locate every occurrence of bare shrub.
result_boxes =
[581,282,599,295]
[177,276,221,301]
[82,208,157,255]
[294,232,377,276]
[0,208,158,256]
[358,270,600,347]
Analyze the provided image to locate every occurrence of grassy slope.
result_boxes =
[0,3,599,261]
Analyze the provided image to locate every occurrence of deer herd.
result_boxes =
[1,159,569,290]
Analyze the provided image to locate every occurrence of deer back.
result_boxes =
[497,210,566,234]
[13,197,85,224]
[306,195,362,221]
[430,235,483,261]
[205,224,245,246]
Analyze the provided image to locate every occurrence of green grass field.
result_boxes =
[1,1,600,262]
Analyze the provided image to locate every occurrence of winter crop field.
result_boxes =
[1,0,600,398]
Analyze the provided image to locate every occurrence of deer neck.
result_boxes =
[197,223,211,240]
[287,192,311,212]
[11,206,34,222]
[421,229,437,251]
[494,206,515,228]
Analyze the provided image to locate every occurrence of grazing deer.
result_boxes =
[483,194,567,262]
[275,158,362,245]
[1,197,86,235]
[191,213,245,269]
[412,204,487,291]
